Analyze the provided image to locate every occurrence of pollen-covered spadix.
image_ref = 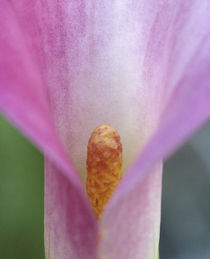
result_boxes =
[86,125,122,218]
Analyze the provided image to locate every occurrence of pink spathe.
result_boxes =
[0,1,210,259]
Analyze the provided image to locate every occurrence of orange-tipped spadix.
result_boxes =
[86,125,123,219]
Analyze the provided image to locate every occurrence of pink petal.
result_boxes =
[102,2,210,258]
[0,0,79,187]
[1,1,210,259]
[15,0,208,186]
[45,159,97,259]
[113,1,210,203]
[10,0,169,182]
[0,2,96,258]
[100,164,162,259]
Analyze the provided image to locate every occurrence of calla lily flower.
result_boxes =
[0,1,210,258]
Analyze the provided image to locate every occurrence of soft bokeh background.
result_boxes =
[0,114,209,259]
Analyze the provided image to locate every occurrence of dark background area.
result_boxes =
[160,123,210,259]
[0,115,209,259]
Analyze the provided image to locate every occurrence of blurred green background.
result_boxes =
[0,114,209,259]
[0,116,44,259]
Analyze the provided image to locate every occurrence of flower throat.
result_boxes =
[86,125,123,219]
